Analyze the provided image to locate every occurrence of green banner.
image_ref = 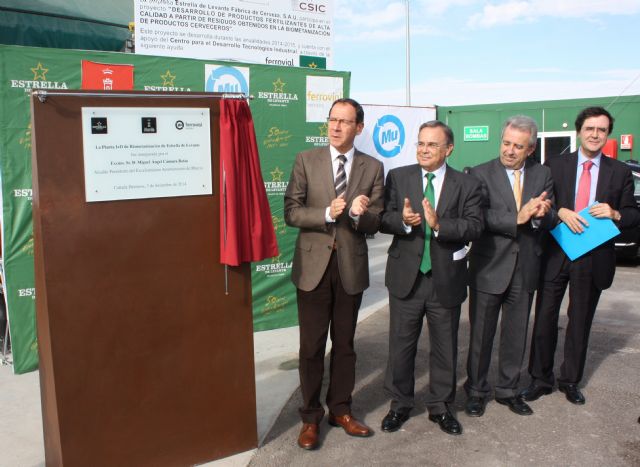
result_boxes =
[0,44,350,372]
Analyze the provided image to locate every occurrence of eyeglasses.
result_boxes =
[327,117,356,126]
[415,141,450,150]
[501,140,527,151]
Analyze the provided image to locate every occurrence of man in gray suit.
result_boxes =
[379,121,483,436]
[464,116,554,418]
[284,98,384,450]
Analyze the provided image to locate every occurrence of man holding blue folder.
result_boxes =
[523,107,640,405]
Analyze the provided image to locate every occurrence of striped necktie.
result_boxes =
[335,154,347,197]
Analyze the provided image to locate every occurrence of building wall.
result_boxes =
[437,95,640,170]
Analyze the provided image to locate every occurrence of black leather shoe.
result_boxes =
[428,409,462,436]
[495,396,533,415]
[464,396,486,417]
[520,383,553,401]
[559,384,585,405]
[381,410,410,432]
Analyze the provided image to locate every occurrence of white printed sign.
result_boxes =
[135,0,333,67]
[82,107,212,202]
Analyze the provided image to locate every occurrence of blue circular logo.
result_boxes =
[373,114,405,158]
[205,66,249,94]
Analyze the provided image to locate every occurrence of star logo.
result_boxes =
[272,78,285,92]
[31,63,48,81]
[271,254,282,264]
[318,122,329,137]
[161,70,176,86]
[270,166,284,182]
[307,62,318,69]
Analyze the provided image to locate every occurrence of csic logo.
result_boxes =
[204,65,250,94]
[292,1,328,14]
[175,120,184,130]
[373,114,405,158]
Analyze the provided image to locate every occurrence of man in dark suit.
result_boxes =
[284,98,384,449]
[522,107,640,405]
[379,121,483,436]
[464,116,554,418]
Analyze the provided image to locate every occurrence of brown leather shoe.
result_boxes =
[297,423,319,450]
[328,413,373,437]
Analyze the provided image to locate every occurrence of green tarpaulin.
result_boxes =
[0,44,349,373]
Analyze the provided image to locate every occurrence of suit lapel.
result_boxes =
[346,150,365,201]
[564,152,579,209]
[320,148,336,201]
[521,158,538,203]
[492,158,518,212]
[408,165,424,215]
[595,155,613,202]
[437,165,458,215]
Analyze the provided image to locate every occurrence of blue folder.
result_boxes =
[550,204,620,261]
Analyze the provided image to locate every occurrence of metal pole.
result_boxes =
[405,0,411,106]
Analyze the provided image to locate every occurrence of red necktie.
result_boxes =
[574,160,593,212]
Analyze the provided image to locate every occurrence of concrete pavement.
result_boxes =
[249,259,640,466]
[0,235,392,467]
[1,235,639,466]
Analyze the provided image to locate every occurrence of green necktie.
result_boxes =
[419,173,435,274]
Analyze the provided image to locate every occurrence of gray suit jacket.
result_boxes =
[284,146,384,294]
[468,157,555,294]
[380,164,483,308]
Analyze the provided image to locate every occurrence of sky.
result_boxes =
[331,0,640,107]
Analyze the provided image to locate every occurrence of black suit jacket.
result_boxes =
[542,152,640,290]
[468,157,555,294]
[380,164,483,308]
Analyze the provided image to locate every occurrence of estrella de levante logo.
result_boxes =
[204,65,250,94]
[373,114,405,158]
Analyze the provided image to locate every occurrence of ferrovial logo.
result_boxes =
[264,166,288,195]
[373,114,405,158]
[258,78,299,108]
[10,62,69,94]
[306,75,343,122]
[255,254,293,278]
[305,121,329,147]
[144,70,192,92]
[204,65,250,94]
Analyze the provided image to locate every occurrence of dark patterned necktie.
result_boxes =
[335,154,347,197]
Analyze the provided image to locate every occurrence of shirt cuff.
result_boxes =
[325,207,335,223]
